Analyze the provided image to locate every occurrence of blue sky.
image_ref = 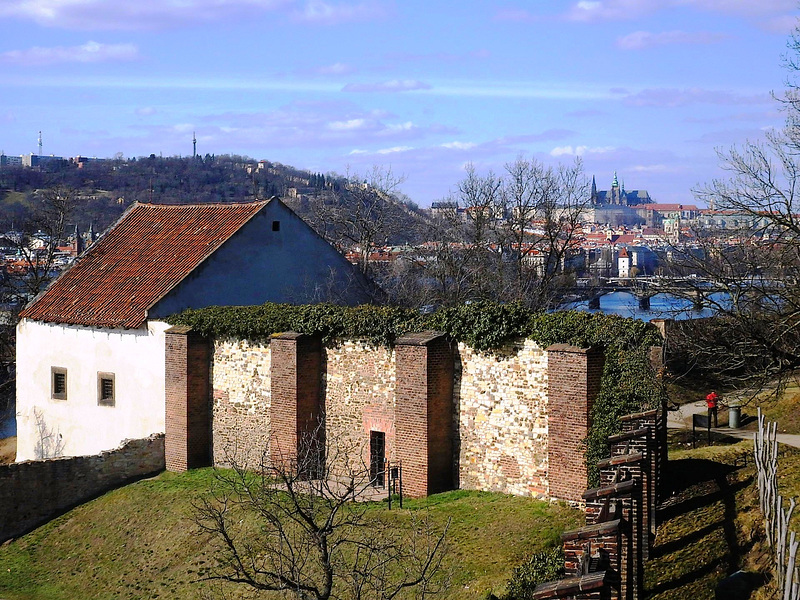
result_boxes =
[1,0,797,206]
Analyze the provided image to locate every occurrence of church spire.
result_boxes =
[591,175,597,203]
[612,171,619,188]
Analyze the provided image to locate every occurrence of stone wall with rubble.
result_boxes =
[211,337,272,468]
[456,339,549,497]
[322,340,397,473]
[0,434,165,544]
[209,336,551,497]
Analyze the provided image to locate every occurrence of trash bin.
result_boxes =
[729,404,741,429]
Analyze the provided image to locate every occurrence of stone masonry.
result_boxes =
[457,339,549,497]
[0,434,165,543]
[196,334,603,500]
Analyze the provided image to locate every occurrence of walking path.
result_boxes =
[667,400,800,448]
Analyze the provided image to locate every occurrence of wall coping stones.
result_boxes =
[583,478,638,500]
[271,331,308,340]
[596,452,645,469]
[545,343,602,355]
[395,331,447,346]
[607,428,651,444]
[165,324,194,335]
[561,519,622,542]
[532,570,618,598]
[619,409,659,422]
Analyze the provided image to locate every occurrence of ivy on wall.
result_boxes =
[168,301,665,485]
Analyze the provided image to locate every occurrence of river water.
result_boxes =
[562,291,727,321]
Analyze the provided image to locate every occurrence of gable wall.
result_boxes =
[148,201,376,318]
[209,336,552,497]
[15,319,170,461]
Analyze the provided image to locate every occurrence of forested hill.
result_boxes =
[0,155,430,244]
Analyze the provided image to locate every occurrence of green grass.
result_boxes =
[645,436,761,600]
[0,471,583,600]
[740,380,800,434]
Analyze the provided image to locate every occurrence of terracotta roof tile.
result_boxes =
[20,201,269,329]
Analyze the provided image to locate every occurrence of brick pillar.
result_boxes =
[165,325,211,472]
[270,332,322,469]
[547,344,605,502]
[395,331,454,497]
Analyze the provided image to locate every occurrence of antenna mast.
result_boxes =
[193,131,197,158]
[38,131,42,156]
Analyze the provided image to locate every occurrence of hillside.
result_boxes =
[0,156,431,244]
[1,430,794,599]
[0,470,582,600]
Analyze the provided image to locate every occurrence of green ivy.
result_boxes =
[167,301,665,485]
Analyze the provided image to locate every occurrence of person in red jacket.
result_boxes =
[706,391,719,427]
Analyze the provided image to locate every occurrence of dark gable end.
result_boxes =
[147,198,382,317]
[19,201,270,328]
[20,198,380,329]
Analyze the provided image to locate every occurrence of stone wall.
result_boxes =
[211,338,272,468]
[0,434,165,543]
[323,340,396,472]
[456,339,550,497]
[209,335,557,498]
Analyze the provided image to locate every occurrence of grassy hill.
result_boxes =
[0,469,582,600]
[3,431,796,599]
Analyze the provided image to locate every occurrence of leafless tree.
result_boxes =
[194,424,450,600]
[665,23,800,395]
[308,167,406,277]
[0,185,76,434]
[498,157,589,308]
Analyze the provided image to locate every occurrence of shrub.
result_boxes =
[504,547,565,600]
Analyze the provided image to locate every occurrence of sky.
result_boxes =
[1,1,798,206]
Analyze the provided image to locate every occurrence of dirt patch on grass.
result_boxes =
[0,437,15,463]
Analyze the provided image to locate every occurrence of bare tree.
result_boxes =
[7,184,77,303]
[388,160,589,310]
[498,157,590,308]
[195,425,450,600]
[665,23,800,394]
[308,167,406,277]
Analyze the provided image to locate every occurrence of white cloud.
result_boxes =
[342,79,431,93]
[0,41,139,65]
[0,0,293,30]
[624,87,769,107]
[441,141,477,150]
[135,107,158,116]
[314,62,356,75]
[327,118,368,130]
[550,145,615,157]
[562,0,795,22]
[616,30,728,50]
[376,146,413,154]
[292,1,389,24]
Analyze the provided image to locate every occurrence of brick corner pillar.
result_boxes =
[395,331,454,498]
[269,332,322,468]
[546,343,605,502]
[165,325,212,472]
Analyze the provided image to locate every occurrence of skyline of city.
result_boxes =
[1,0,798,206]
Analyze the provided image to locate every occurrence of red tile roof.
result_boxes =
[20,201,269,329]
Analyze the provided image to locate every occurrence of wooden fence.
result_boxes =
[754,408,800,600]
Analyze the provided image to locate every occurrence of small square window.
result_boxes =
[51,367,67,400]
[97,372,115,407]
[272,220,280,231]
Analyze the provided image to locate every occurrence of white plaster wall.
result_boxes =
[15,319,170,461]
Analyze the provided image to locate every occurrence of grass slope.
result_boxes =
[0,470,582,600]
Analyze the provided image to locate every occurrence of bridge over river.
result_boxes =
[569,276,785,311]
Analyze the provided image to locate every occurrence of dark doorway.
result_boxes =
[370,431,385,487]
